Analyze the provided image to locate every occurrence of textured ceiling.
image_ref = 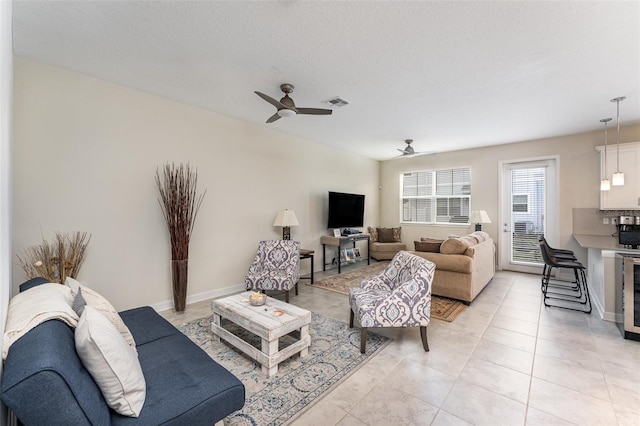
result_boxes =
[12,1,640,160]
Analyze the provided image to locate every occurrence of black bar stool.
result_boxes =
[538,237,591,313]
[538,236,579,293]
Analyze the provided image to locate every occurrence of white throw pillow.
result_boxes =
[75,306,146,417]
[65,277,137,352]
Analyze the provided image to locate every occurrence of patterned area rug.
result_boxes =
[177,313,390,425]
[311,262,466,322]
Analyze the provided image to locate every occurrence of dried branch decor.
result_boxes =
[17,232,91,283]
[155,163,206,260]
[155,163,206,311]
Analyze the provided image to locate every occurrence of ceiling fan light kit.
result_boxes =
[277,109,296,118]
[255,83,332,124]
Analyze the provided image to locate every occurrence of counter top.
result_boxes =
[573,234,640,254]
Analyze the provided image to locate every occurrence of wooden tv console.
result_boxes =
[320,234,370,274]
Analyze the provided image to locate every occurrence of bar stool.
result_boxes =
[538,236,578,293]
[538,238,591,313]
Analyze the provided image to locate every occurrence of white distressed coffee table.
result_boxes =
[211,292,311,377]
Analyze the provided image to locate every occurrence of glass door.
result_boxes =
[500,158,558,273]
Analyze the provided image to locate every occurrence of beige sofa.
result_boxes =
[410,231,495,303]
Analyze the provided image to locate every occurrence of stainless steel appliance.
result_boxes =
[617,216,640,249]
[622,256,640,341]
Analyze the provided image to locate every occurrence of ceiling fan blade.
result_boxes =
[255,91,286,109]
[392,151,436,159]
[397,148,408,154]
[266,113,281,123]
[414,151,437,157]
[296,108,332,116]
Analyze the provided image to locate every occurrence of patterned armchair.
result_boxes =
[245,240,301,303]
[349,251,435,353]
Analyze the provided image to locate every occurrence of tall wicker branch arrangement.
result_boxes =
[155,163,205,311]
[17,232,91,284]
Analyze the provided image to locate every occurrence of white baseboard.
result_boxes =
[602,311,623,324]
[152,283,245,313]
[588,281,606,320]
[587,281,623,323]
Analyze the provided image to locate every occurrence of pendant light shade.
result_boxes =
[600,118,612,191]
[610,96,626,186]
[611,172,624,186]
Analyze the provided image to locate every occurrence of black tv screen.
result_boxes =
[327,191,365,229]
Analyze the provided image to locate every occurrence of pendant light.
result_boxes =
[610,96,626,186]
[600,118,612,191]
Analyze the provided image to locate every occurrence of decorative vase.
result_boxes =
[171,259,188,312]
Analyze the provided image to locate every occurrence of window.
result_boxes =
[401,167,471,224]
[512,194,529,213]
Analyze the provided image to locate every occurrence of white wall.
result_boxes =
[1,2,12,424]
[380,124,640,268]
[12,58,379,311]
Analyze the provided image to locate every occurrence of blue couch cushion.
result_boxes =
[18,277,50,293]
[1,320,110,425]
[118,306,182,346]
[114,308,245,425]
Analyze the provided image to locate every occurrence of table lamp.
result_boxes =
[273,209,299,240]
[469,210,491,231]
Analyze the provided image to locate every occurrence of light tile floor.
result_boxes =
[161,266,640,426]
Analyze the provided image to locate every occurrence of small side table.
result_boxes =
[299,249,314,284]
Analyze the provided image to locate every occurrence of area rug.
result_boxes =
[310,262,465,322]
[177,312,390,425]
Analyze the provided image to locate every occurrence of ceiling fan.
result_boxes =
[395,139,436,158]
[254,83,332,123]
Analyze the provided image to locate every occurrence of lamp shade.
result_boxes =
[469,210,491,224]
[600,178,611,191]
[273,209,299,227]
[612,172,625,186]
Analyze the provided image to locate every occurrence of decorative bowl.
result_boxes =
[249,293,267,306]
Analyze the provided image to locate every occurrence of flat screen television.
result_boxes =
[327,191,365,229]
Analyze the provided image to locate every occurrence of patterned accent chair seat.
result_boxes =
[245,240,301,303]
[349,251,435,353]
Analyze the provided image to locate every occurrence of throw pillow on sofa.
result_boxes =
[66,277,137,352]
[440,234,481,254]
[440,237,470,254]
[470,231,490,242]
[367,226,378,242]
[75,306,146,417]
[377,227,402,243]
[414,238,443,252]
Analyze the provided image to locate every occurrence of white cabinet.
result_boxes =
[596,141,640,210]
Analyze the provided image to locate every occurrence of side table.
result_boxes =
[299,249,314,284]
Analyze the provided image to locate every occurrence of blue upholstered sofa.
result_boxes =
[1,277,245,425]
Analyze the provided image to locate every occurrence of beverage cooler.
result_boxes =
[622,255,640,341]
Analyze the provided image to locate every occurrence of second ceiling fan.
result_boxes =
[396,139,436,158]
[254,83,332,123]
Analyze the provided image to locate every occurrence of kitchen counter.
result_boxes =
[573,234,640,254]
[573,234,639,324]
